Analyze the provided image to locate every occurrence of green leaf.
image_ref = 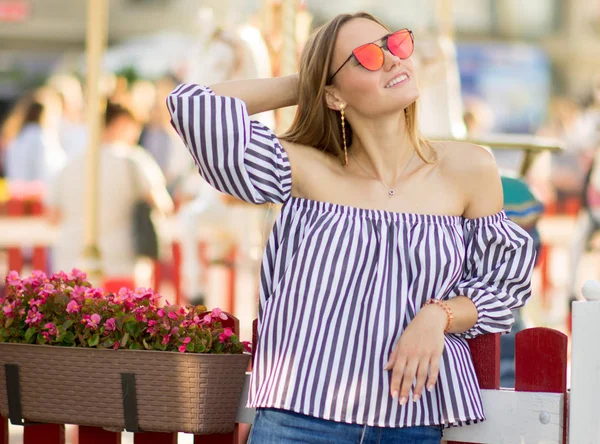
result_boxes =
[120,332,129,348]
[129,343,142,350]
[88,334,100,347]
[5,318,13,329]
[24,327,36,343]
[186,342,195,352]
[124,322,140,338]
[36,333,47,345]
[62,320,73,330]
[142,339,151,350]
[62,332,75,345]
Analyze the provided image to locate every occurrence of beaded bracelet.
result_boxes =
[422,299,454,333]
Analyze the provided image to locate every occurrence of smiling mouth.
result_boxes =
[385,74,409,88]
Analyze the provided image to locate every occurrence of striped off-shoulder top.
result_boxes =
[167,84,536,429]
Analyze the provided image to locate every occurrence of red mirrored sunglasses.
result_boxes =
[328,29,414,83]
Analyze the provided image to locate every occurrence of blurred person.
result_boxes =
[168,12,535,442]
[3,87,67,185]
[537,97,595,208]
[48,74,88,159]
[46,102,173,281]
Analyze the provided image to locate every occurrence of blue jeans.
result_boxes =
[248,408,443,443]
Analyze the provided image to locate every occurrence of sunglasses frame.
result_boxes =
[327,29,414,84]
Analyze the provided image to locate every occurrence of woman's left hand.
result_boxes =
[384,305,447,404]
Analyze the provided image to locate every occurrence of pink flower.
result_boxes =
[157,309,165,318]
[183,337,192,345]
[6,271,20,287]
[51,271,68,282]
[242,341,252,353]
[113,341,120,350]
[32,270,47,281]
[66,300,80,314]
[85,313,102,330]
[3,304,13,317]
[29,298,44,308]
[202,314,212,325]
[69,269,87,281]
[104,318,117,332]
[24,308,44,326]
[162,334,171,345]
[167,311,178,320]
[211,308,228,321]
[41,332,51,341]
[147,320,157,327]
[44,323,58,337]
[218,328,233,343]
[178,345,187,353]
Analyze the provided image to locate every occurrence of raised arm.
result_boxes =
[167,78,297,205]
[210,75,298,115]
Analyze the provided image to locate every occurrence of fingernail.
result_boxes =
[427,384,434,392]
[399,396,407,405]
[392,390,398,399]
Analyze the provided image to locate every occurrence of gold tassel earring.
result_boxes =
[340,103,348,165]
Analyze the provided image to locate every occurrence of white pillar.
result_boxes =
[81,0,109,285]
[569,281,600,443]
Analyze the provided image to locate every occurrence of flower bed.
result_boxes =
[0,270,252,434]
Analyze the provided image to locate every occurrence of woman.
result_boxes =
[168,12,535,444]
[4,87,67,185]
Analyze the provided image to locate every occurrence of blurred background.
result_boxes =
[0,0,599,399]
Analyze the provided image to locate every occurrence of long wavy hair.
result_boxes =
[280,12,433,165]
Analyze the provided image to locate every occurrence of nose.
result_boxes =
[383,48,402,72]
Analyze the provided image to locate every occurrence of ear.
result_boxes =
[324,86,344,111]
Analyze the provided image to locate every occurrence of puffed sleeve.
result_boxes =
[448,211,536,339]
[166,83,292,204]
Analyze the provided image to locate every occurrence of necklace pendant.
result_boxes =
[388,190,395,197]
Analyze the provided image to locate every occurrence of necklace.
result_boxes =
[351,150,416,197]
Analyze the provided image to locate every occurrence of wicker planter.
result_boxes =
[0,343,251,434]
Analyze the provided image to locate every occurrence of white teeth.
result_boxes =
[385,74,408,88]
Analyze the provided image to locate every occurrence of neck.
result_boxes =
[348,109,415,185]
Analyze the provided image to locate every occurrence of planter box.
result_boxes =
[0,343,250,434]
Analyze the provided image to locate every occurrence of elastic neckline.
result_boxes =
[288,196,506,226]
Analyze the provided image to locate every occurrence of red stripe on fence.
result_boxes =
[133,432,176,444]
[79,426,121,443]
[24,423,65,444]
[0,413,7,444]
[515,327,568,444]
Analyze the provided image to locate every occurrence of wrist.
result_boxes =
[420,299,454,333]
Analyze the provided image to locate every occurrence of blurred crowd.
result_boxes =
[0,27,276,309]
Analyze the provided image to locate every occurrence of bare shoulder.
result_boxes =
[280,140,340,197]
[431,141,503,218]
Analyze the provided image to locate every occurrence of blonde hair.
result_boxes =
[280,12,434,165]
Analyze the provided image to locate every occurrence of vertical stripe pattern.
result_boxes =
[167,85,536,429]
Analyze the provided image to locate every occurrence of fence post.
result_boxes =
[569,281,600,443]
[515,327,568,443]
[30,197,48,273]
[24,424,65,444]
[133,432,176,444]
[7,196,24,273]
[447,333,500,444]
[79,425,122,443]
[0,413,7,444]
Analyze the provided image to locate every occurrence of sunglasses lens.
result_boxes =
[354,44,384,71]
[388,30,414,59]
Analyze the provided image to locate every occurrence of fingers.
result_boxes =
[389,354,406,400]
[426,355,440,392]
[398,358,418,405]
[412,357,430,401]
[384,346,398,371]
